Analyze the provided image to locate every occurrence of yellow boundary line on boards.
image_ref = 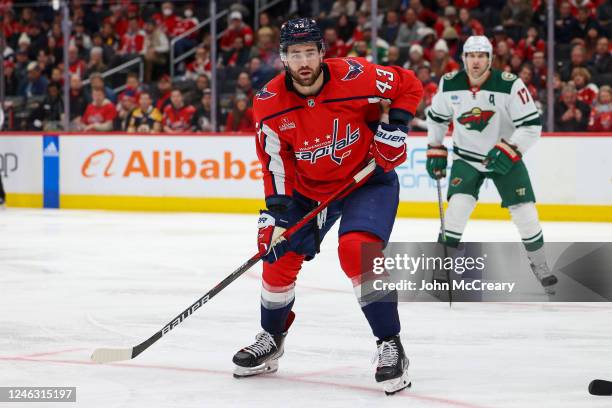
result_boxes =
[6,194,612,222]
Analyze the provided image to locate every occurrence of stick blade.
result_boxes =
[589,379,612,396]
[91,347,133,364]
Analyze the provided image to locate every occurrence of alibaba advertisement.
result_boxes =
[61,136,264,198]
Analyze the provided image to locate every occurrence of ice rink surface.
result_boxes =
[1,208,611,408]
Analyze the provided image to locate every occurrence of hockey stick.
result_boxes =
[589,379,612,396]
[91,158,377,364]
[435,178,453,306]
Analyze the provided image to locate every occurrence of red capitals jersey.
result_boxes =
[254,57,423,202]
[163,104,196,132]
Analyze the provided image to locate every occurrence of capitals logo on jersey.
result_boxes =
[341,59,364,81]
[256,86,276,100]
[457,107,495,132]
[295,118,360,165]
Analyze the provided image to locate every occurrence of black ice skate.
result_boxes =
[529,262,558,295]
[232,330,287,378]
[375,335,411,395]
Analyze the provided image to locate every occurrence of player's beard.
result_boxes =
[289,64,322,87]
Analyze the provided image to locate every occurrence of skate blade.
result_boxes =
[382,370,412,395]
[233,360,279,378]
[542,275,558,295]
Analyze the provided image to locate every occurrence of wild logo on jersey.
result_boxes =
[295,118,360,165]
[457,107,495,132]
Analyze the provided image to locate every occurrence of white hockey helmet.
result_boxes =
[462,35,493,71]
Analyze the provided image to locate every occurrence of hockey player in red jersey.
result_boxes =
[232,18,423,395]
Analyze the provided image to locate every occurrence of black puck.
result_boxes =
[589,379,612,396]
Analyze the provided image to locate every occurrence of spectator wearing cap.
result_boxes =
[560,44,589,81]
[395,8,425,49]
[31,82,63,131]
[588,85,612,132]
[3,60,19,96]
[128,92,162,133]
[142,19,169,82]
[220,11,254,53]
[115,90,137,131]
[225,94,255,132]
[192,89,215,132]
[403,44,428,70]
[154,75,173,111]
[163,89,196,133]
[81,88,117,132]
[416,26,437,62]
[185,47,212,81]
[430,39,459,80]
[500,0,533,40]
[324,27,350,59]
[330,0,357,18]
[555,83,591,131]
[491,25,515,49]
[572,67,599,106]
[19,61,48,98]
[515,26,546,62]
[589,37,611,77]
[555,1,577,44]
[69,74,88,126]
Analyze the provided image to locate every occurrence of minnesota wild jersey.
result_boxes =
[426,69,541,172]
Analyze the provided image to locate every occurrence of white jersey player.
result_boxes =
[425,36,557,294]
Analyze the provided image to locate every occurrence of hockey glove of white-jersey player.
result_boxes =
[371,123,409,172]
[257,197,293,263]
[485,139,522,175]
[426,145,448,179]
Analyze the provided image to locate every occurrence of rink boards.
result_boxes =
[0,132,610,221]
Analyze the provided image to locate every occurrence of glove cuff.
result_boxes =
[265,194,292,213]
[495,140,521,163]
[426,144,448,158]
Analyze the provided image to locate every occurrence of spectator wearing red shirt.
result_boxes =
[220,11,254,53]
[454,0,479,9]
[119,17,145,56]
[516,27,546,61]
[82,88,117,131]
[225,94,255,132]
[572,67,599,106]
[153,2,180,38]
[410,0,438,27]
[185,47,212,80]
[430,39,460,79]
[68,45,86,78]
[155,75,173,111]
[457,8,484,41]
[162,89,195,133]
[518,64,539,101]
[324,27,350,58]
[588,85,612,131]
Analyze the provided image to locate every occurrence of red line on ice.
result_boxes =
[0,355,493,408]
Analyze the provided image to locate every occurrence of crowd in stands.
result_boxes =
[0,0,610,132]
